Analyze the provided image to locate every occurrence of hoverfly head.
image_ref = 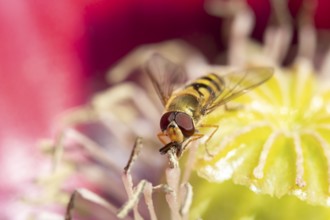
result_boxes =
[160,111,195,144]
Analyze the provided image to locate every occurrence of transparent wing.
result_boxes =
[205,67,274,114]
[144,53,187,106]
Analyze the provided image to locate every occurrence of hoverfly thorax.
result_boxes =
[160,111,195,143]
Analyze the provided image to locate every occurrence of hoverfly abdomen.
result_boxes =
[190,82,213,97]
[200,73,225,92]
[186,73,226,103]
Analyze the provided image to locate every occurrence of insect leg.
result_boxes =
[181,133,204,156]
[198,124,219,156]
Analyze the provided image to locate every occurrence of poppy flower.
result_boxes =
[2,0,330,220]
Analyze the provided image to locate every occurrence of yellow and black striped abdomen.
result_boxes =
[186,73,225,104]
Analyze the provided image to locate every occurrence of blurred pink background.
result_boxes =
[0,0,329,219]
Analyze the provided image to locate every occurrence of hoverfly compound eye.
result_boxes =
[160,112,175,131]
[175,112,195,137]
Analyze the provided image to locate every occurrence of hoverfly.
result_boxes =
[145,54,273,157]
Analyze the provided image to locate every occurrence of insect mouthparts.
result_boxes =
[159,142,181,155]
